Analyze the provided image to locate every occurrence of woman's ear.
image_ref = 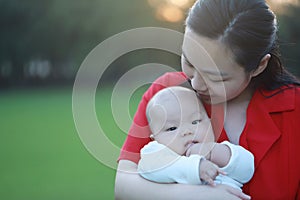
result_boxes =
[251,54,271,77]
[150,134,155,140]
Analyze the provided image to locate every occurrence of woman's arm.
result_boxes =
[115,160,251,200]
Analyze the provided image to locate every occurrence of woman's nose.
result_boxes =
[191,73,208,92]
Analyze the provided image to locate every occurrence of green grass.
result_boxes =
[0,87,145,200]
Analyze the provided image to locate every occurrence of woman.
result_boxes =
[115,0,300,199]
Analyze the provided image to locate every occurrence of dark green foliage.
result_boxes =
[0,0,298,87]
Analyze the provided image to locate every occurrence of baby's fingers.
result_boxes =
[201,174,216,186]
[218,168,227,175]
[206,178,216,186]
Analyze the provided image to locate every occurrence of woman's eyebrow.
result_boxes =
[182,51,229,77]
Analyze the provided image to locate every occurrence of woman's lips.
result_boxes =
[200,95,211,102]
[196,91,211,100]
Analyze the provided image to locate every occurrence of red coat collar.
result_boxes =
[243,86,295,168]
[256,86,295,113]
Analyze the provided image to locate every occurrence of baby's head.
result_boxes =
[146,86,214,155]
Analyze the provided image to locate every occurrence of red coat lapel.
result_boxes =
[244,87,295,168]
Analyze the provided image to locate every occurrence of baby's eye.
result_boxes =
[166,127,177,131]
[192,120,201,125]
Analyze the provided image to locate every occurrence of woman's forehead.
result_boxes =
[182,28,241,73]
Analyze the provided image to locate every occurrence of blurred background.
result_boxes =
[1,0,299,199]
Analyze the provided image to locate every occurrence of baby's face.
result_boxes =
[149,89,214,155]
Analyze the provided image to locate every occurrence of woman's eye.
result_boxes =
[192,120,201,125]
[210,78,226,82]
[186,63,196,69]
[185,63,194,68]
[166,127,177,131]
[182,58,194,68]
[208,76,229,82]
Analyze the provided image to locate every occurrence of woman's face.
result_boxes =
[181,28,252,104]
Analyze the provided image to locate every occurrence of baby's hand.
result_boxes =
[199,159,226,186]
[185,142,215,159]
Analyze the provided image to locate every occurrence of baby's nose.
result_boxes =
[181,128,194,136]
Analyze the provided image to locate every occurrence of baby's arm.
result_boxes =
[138,141,203,184]
[186,142,231,167]
[218,141,254,184]
[209,143,231,167]
[187,141,254,184]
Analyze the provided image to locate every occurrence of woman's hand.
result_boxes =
[214,184,251,200]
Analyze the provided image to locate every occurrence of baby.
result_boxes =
[138,86,254,189]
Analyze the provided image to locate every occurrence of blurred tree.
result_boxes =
[0,0,170,87]
[0,0,298,87]
[277,4,300,77]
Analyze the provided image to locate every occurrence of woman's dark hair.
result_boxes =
[186,0,300,90]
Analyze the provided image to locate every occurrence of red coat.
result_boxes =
[217,83,300,200]
[119,72,300,200]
